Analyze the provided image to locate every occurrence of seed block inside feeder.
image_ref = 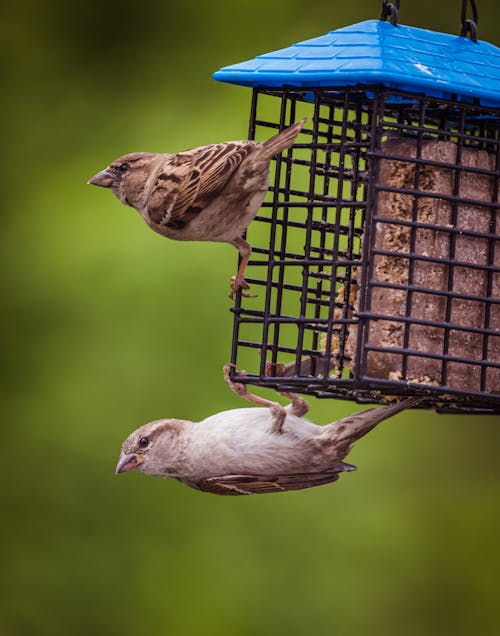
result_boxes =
[344,138,500,393]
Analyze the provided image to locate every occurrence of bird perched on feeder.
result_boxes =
[115,364,421,495]
[88,119,306,298]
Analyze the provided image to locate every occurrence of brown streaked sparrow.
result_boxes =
[88,119,306,298]
[115,365,421,495]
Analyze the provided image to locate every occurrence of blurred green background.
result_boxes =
[2,1,500,635]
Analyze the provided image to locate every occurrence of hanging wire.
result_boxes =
[380,0,400,26]
[460,0,478,42]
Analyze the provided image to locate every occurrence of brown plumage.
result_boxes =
[88,119,306,297]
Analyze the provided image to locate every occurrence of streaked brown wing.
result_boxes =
[187,141,257,200]
[197,469,348,496]
[147,141,257,228]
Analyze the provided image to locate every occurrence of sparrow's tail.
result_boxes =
[261,117,307,161]
[324,397,422,447]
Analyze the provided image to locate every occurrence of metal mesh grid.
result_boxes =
[229,86,500,413]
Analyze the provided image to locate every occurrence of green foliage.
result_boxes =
[2,2,500,635]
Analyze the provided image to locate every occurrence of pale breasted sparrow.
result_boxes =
[115,366,420,495]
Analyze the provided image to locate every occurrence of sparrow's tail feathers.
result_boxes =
[325,397,422,445]
[261,117,307,161]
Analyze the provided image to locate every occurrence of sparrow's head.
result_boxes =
[88,152,159,208]
[115,418,186,477]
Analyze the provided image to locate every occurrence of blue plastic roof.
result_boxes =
[213,20,500,107]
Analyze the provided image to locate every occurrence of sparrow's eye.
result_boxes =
[138,436,150,448]
[119,163,130,172]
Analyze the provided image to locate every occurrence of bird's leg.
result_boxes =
[264,360,309,415]
[228,237,255,299]
[223,364,287,434]
[280,392,310,417]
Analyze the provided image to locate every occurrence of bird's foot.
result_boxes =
[229,275,256,300]
[264,361,287,377]
[223,363,250,398]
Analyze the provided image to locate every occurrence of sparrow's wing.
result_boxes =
[197,465,354,496]
[147,142,257,228]
[185,141,258,200]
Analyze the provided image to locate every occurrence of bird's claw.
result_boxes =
[264,361,287,377]
[223,364,248,395]
[229,276,257,300]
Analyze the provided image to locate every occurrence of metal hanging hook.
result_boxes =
[380,0,400,26]
[460,0,478,42]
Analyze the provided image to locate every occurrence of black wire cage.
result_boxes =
[214,4,500,413]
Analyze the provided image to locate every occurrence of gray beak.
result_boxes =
[88,169,114,188]
[115,453,143,475]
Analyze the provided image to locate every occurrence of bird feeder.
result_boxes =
[213,1,500,414]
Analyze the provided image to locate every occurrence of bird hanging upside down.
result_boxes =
[88,119,306,298]
[115,365,421,496]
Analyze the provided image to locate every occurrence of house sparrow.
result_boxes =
[115,366,421,495]
[88,118,306,298]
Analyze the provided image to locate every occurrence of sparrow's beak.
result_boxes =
[88,169,114,188]
[115,453,143,475]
